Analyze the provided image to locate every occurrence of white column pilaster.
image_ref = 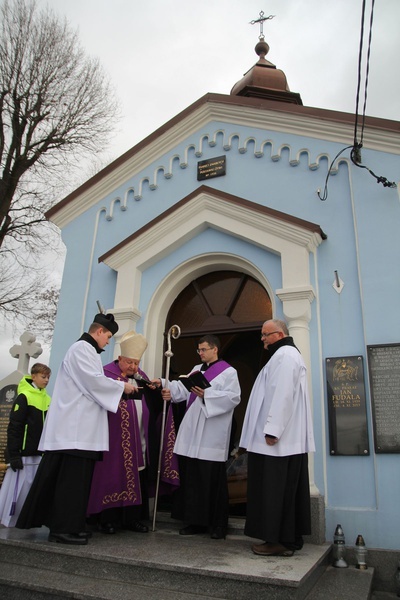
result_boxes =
[276,285,319,495]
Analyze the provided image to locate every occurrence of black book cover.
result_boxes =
[178,370,211,391]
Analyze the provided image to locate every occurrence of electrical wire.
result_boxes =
[318,0,397,201]
[317,146,353,201]
[353,0,371,152]
[350,0,396,188]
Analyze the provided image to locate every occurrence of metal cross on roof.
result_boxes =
[250,11,275,39]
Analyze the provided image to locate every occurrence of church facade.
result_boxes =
[46,34,400,551]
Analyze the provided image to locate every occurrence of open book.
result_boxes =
[178,370,211,392]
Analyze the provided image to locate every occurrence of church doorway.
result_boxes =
[164,270,272,434]
[163,270,272,510]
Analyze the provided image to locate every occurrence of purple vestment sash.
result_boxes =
[87,362,150,514]
[158,403,180,490]
[186,360,231,411]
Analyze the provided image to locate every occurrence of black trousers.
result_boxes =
[244,452,311,550]
[16,451,95,534]
[171,455,229,529]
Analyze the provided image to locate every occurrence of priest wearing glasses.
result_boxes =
[160,334,240,540]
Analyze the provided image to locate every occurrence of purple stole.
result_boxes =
[158,361,231,492]
[87,362,149,514]
[159,404,180,490]
[186,360,231,411]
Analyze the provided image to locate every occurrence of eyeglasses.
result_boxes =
[197,347,212,354]
[261,331,280,339]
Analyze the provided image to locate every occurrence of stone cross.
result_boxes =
[9,331,43,375]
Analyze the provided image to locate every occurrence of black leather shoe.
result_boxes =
[129,520,149,533]
[48,532,88,545]
[99,522,116,534]
[179,524,206,536]
[210,527,226,540]
[78,531,93,539]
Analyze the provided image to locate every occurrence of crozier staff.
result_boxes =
[16,312,136,545]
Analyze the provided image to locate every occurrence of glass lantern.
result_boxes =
[355,534,368,570]
[333,524,348,568]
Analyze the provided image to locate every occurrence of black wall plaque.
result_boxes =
[367,343,400,453]
[0,384,17,483]
[197,155,226,181]
[326,356,369,456]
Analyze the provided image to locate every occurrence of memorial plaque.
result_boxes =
[326,356,369,456]
[367,343,400,453]
[0,384,18,483]
[197,155,226,181]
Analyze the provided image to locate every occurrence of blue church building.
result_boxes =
[46,31,400,552]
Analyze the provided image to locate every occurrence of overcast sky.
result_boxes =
[1,0,399,380]
[51,0,400,160]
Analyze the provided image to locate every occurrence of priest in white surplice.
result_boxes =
[160,334,240,540]
[16,313,137,545]
[240,319,315,557]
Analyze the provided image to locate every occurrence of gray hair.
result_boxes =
[263,319,289,336]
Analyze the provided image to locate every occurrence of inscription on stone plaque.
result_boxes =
[326,356,369,456]
[367,343,400,453]
[197,155,226,181]
[0,384,18,483]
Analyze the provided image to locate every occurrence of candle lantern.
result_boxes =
[355,534,368,570]
[332,524,348,568]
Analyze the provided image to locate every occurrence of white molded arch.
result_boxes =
[143,253,274,377]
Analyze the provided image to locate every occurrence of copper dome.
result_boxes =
[230,37,302,105]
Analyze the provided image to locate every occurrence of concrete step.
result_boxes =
[0,518,331,600]
[304,565,374,599]
[0,561,223,600]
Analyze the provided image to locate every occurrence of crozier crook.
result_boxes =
[152,324,181,531]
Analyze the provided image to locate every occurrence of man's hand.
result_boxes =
[161,388,171,402]
[124,382,137,395]
[150,378,162,390]
[265,435,278,446]
[10,457,23,471]
[191,385,204,398]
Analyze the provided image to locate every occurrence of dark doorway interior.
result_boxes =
[165,329,268,442]
[164,270,272,430]
[162,270,272,515]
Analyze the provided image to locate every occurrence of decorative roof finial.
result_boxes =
[249,11,275,40]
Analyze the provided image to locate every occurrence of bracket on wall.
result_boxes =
[333,270,344,294]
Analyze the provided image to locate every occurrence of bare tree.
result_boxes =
[0,226,64,340]
[0,0,119,331]
[25,283,60,344]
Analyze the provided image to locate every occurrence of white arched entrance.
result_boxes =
[101,185,324,377]
[101,186,325,495]
[144,253,273,377]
